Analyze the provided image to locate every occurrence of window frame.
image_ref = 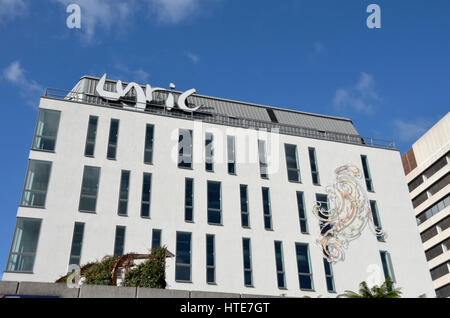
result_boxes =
[140,172,152,218]
[20,159,52,209]
[361,155,375,192]
[68,222,85,267]
[175,231,192,283]
[84,115,98,157]
[107,119,120,160]
[205,132,214,172]
[308,147,320,186]
[295,243,314,291]
[207,181,222,225]
[185,178,194,222]
[31,108,61,153]
[117,170,130,216]
[284,144,301,183]
[206,234,216,284]
[78,165,101,213]
[144,124,155,165]
[274,241,287,289]
[240,184,250,228]
[178,129,193,169]
[227,135,236,175]
[262,187,273,230]
[242,237,253,287]
[113,225,126,256]
[296,191,309,234]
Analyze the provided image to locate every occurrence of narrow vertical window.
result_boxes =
[185,178,194,222]
[84,116,98,157]
[258,140,269,179]
[316,194,330,235]
[118,170,130,216]
[206,234,216,284]
[144,124,154,164]
[113,226,126,256]
[152,229,162,249]
[7,218,42,272]
[178,129,193,169]
[370,201,385,241]
[141,173,152,218]
[380,251,395,286]
[240,185,250,228]
[21,160,52,208]
[262,187,272,230]
[242,238,253,286]
[296,191,308,234]
[69,222,85,266]
[205,132,214,172]
[175,232,192,282]
[361,155,374,192]
[285,144,301,182]
[207,181,222,225]
[107,119,120,160]
[228,136,236,174]
[295,243,314,291]
[32,109,61,152]
[274,241,286,289]
[79,166,100,213]
[308,147,320,185]
[323,258,335,292]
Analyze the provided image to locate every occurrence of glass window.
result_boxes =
[274,241,286,289]
[113,226,126,256]
[285,144,301,182]
[316,194,330,235]
[430,262,450,281]
[240,185,250,228]
[295,243,314,291]
[79,166,100,213]
[141,173,152,218]
[370,201,384,241]
[32,109,61,152]
[185,178,194,222]
[21,160,52,208]
[176,232,192,282]
[296,192,308,234]
[308,147,320,185]
[178,129,193,169]
[152,229,162,249]
[228,136,236,174]
[380,251,395,287]
[258,140,269,179]
[207,181,222,225]
[242,238,253,286]
[69,222,85,266]
[262,187,273,230]
[118,170,130,216]
[7,218,42,272]
[107,119,120,160]
[144,124,154,164]
[84,116,98,157]
[206,234,215,284]
[205,132,214,172]
[361,155,374,192]
[323,258,335,292]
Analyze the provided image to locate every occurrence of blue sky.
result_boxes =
[0,0,449,276]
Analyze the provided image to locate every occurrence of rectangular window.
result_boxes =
[240,185,250,228]
[21,160,52,208]
[262,187,273,230]
[152,229,162,249]
[274,241,286,289]
[107,119,120,160]
[308,147,320,185]
[7,218,42,272]
[118,170,130,216]
[185,178,194,222]
[296,192,308,234]
[228,136,236,174]
[323,259,335,292]
[84,116,98,157]
[207,181,222,225]
[175,232,192,282]
[206,234,216,284]
[205,132,214,172]
[380,251,395,286]
[178,129,193,169]
[32,109,61,152]
[79,166,100,213]
[295,243,314,291]
[242,238,253,286]
[69,222,85,266]
[361,155,374,192]
[113,226,126,256]
[316,194,330,235]
[258,140,269,179]
[285,144,301,182]
[144,124,154,164]
[370,201,384,242]
[141,173,152,218]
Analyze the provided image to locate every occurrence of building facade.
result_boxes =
[401,112,450,298]
[2,75,435,297]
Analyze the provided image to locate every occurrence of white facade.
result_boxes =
[2,81,436,297]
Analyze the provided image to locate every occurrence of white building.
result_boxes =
[2,75,436,297]
[402,112,450,298]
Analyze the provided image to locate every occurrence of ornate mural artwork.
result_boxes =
[312,165,386,263]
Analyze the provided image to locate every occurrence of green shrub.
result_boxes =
[83,256,120,286]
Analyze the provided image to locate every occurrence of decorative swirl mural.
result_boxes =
[312,165,386,263]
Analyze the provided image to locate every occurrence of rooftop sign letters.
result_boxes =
[96,73,200,112]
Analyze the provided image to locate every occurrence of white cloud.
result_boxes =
[0,0,27,23]
[185,51,200,64]
[112,62,150,83]
[333,72,379,114]
[147,0,200,24]
[392,118,433,143]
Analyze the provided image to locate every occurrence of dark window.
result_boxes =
[84,116,98,157]
[426,244,444,261]
[416,195,450,225]
[274,241,286,289]
[323,258,335,292]
[79,166,100,213]
[185,178,194,222]
[295,243,314,290]
[316,194,330,235]
[296,192,308,234]
[262,187,272,230]
[175,232,192,282]
[266,109,279,123]
[206,234,215,284]
[227,136,236,174]
[361,155,374,191]
[308,147,320,185]
[205,132,214,172]
[258,140,269,179]
[380,251,395,285]
[240,185,250,228]
[285,144,301,182]
[370,201,384,241]
[32,109,61,152]
[69,222,85,266]
[21,160,52,208]
[423,154,448,179]
[141,173,152,218]
[436,283,450,298]
[118,170,130,216]
[207,181,222,225]
[107,119,120,160]
[144,124,154,164]
[178,129,193,169]
[113,226,126,256]
[430,262,449,281]
[152,229,162,249]
[413,191,429,209]
[242,238,253,286]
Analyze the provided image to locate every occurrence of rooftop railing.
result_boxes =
[44,87,397,150]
